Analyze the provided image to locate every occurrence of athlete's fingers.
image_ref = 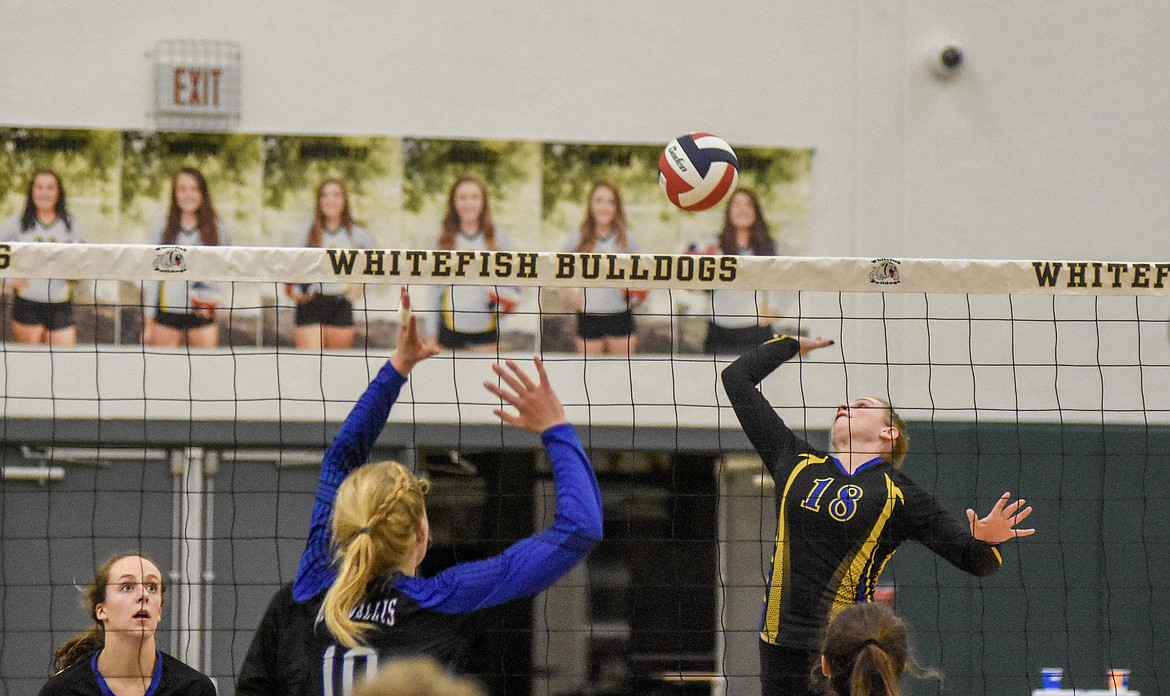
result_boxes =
[492,407,520,428]
[532,356,550,389]
[492,361,526,395]
[1011,505,1034,524]
[966,508,978,535]
[1012,527,1037,538]
[989,491,1012,516]
[504,360,535,394]
[507,358,538,392]
[1002,498,1025,517]
[483,380,520,408]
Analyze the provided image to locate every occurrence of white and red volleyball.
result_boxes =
[658,132,739,212]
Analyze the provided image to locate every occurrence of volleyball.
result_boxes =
[658,132,739,212]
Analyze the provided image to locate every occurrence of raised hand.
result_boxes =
[390,287,440,375]
[967,492,1035,544]
[483,357,568,433]
[798,336,835,355]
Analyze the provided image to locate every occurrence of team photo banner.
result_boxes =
[2,243,1169,296]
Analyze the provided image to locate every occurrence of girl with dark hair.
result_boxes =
[38,553,215,695]
[0,169,85,344]
[721,335,1035,696]
[235,289,602,696]
[560,180,645,355]
[424,174,520,351]
[818,603,917,696]
[287,178,374,350]
[142,167,232,348]
[685,187,791,355]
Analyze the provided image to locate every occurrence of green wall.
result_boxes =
[893,422,1170,696]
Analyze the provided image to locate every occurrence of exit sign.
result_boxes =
[171,67,226,109]
[153,40,240,130]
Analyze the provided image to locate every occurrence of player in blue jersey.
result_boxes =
[722,335,1035,696]
[236,287,603,696]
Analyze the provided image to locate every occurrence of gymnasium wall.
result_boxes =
[3,4,1169,696]
[3,1,1168,262]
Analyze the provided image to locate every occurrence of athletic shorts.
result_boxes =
[295,294,354,327]
[154,309,216,331]
[704,322,775,356]
[438,323,498,350]
[11,295,75,331]
[576,311,635,340]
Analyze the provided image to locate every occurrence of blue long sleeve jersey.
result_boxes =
[276,362,602,695]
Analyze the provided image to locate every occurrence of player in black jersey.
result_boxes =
[38,553,215,696]
[236,289,603,696]
[722,335,1034,696]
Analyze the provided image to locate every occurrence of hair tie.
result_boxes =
[859,638,880,650]
[356,527,372,536]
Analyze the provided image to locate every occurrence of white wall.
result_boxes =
[6,1,1167,262]
[3,1,1169,430]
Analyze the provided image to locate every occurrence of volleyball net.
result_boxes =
[2,243,1168,696]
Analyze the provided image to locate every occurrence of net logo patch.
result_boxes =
[153,246,188,273]
[869,258,901,285]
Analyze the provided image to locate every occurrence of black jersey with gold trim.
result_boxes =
[722,337,1002,651]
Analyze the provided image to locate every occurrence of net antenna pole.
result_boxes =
[202,451,218,673]
[170,447,209,670]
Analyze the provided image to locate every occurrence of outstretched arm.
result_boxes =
[398,358,603,613]
[899,480,1030,577]
[720,335,833,475]
[294,288,438,602]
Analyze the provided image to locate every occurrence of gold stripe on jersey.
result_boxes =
[441,290,454,330]
[828,473,904,622]
[441,289,499,331]
[760,453,826,642]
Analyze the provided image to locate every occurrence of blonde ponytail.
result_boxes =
[322,461,430,648]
